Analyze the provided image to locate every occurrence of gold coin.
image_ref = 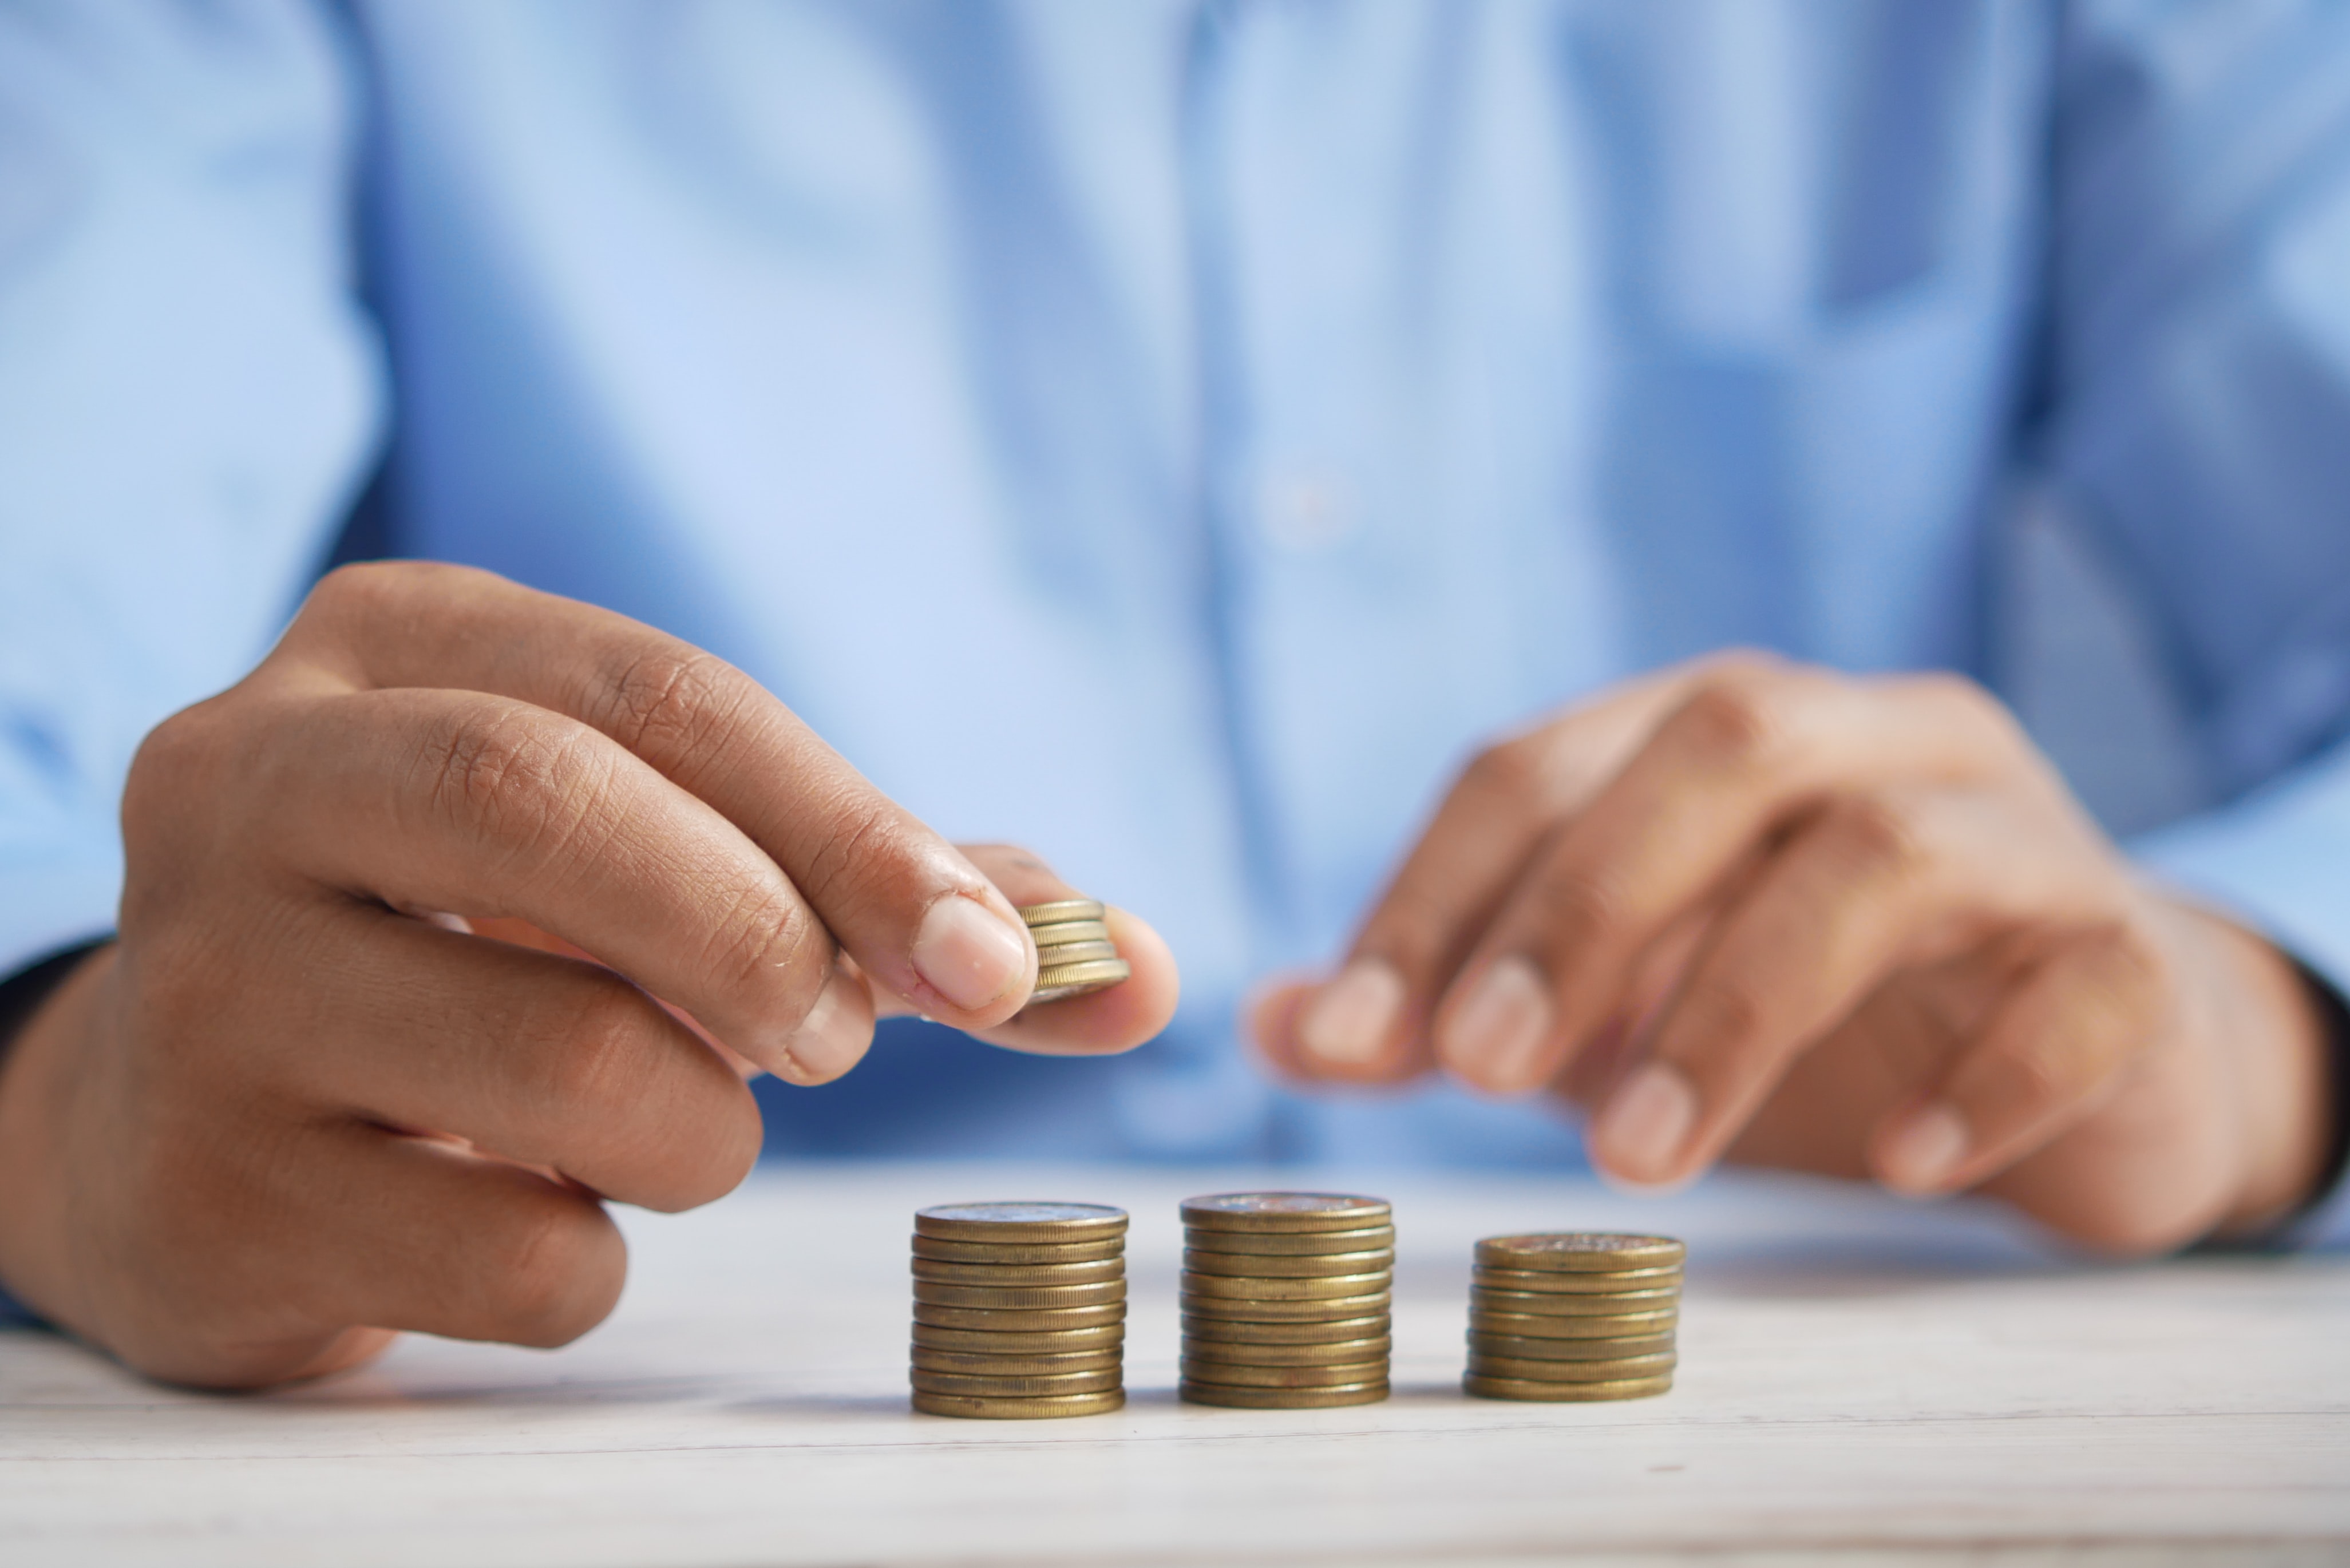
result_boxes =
[1181,1270,1389,1301]
[911,1234,1126,1265]
[911,1367,1122,1397]
[1182,1225,1395,1257]
[911,1346,1123,1377]
[1180,1313,1390,1345]
[1470,1285,1678,1316]
[1181,1192,1391,1234]
[1466,1331,1675,1361]
[1017,899,1105,928]
[912,1256,1125,1286]
[1474,1233,1685,1272]
[1174,1335,1391,1367]
[1467,1308,1674,1340]
[1466,1352,1676,1382]
[1183,1248,1394,1279]
[1032,957,1132,995]
[1179,1380,1388,1409]
[915,1202,1128,1245]
[913,1279,1127,1310]
[912,1389,1125,1420]
[912,1322,1125,1355]
[1180,1290,1391,1322]
[1462,1372,1673,1402]
[1026,919,1113,948]
[1023,938,1119,967]
[1467,1264,1680,1294]
[915,1302,1126,1333]
[1179,1359,1387,1389]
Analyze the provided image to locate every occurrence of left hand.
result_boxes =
[1253,654,2334,1254]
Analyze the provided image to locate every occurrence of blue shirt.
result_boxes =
[3,1,2348,1237]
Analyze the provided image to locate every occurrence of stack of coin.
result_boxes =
[909,1202,1128,1419]
[1463,1232,1683,1401]
[1019,899,1130,1004]
[1178,1192,1394,1409]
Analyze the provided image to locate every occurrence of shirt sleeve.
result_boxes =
[2041,2,2350,1240]
[0,0,383,982]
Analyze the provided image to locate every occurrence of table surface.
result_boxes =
[2,1161,2345,1567]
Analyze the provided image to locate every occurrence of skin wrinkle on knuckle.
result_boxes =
[792,791,919,917]
[541,980,660,1134]
[536,985,757,1210]
[1666,675,1793,777]
[496,1201,608,1347]
[1525,863,1636,956]
[593,647,747,780]
[693,880,827,1023]
[1674,978,1774,1070]
[1819,793,1931,888]
[418,707,620,885]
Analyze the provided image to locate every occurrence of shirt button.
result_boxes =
[1257,472,1354,553]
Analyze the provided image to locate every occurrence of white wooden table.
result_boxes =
[3,1162,2345,1566]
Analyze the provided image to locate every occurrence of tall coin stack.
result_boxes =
[909,1202,1128,1419]
[1019,899,1131,1004]
[1463,1232,1683,1401]
[1178,1192,1394,1409]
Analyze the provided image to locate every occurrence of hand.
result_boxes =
[0,563,1176,1387]
[1254,654,2333,1254]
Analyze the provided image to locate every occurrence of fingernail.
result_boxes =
[777,965,873,1084]
[1439,956,1554,1090]
[1298,958,1405,1067]
[1592,1062,1696,1180]
[912,894,1028,1011]
[1880,1102,1969,1193]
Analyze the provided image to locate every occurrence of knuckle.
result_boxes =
[1914,671,2027,750]
[1694,647,1793,683]
[650,1092,764,1213]
[592,647,754,774]
[417,706,613,874]
[791,793,912,912]
[1459,736,1549,806]
[1525,864,1635,952]
[302,560,395,622]
[1821,793,1929,882]
[2083,922,2173,1031]
[695,883,828,1018]
[499,1202,622,1348]
[1666,675,1790,773]
[1679,977,1773,1053]
[1996,1029,2082,1107]
[302,559,461,629]
[544,980,662,1120]
[1371,881,1460,967]
[122,704,219,848]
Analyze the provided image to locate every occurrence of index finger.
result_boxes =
[277,563,1039,1032]
[877,845,1180,1058]
[1271,658,1728,1082]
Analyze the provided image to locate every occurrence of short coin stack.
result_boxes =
[1463,1232,1684,1401]
[909,1202,1127,1419]
[1178,1192,1394,1409]
[1019,899,1130,1004]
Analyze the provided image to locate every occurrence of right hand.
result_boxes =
[0,563,1177,1388]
